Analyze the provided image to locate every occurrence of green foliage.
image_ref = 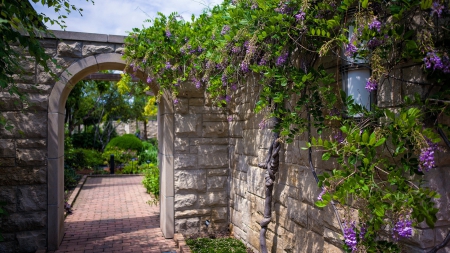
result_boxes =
[139,141,158,165]
[105,134,143,152]
[101,147,137,166]
[119,161,143,174]
[142,163,160,200]
[65,137,103,170]
[64,165,80,190]
[186,237,247,253]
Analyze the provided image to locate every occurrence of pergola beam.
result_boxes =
[83,73,141,82]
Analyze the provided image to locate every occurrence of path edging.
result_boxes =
[66,175,87,212]
[174,233,192,253]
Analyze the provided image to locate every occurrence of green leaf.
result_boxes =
[322,152,331,161]
[374,138,386,147]
[375,206,385,217]
[362,131,369,143]
[362,0,369,8]
[340,125,348,134]
[315,201,327,208]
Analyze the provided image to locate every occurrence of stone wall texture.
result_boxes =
[1,30,449,253]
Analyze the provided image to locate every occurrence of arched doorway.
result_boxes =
[46,53,174,250]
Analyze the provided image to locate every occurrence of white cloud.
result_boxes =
[31,0,222,35]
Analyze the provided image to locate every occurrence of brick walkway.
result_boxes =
[53,176,177,253]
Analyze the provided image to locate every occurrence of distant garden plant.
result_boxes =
[122,0,449,251]
[186,237,248,253]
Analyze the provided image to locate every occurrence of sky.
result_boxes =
[31,0,223,36]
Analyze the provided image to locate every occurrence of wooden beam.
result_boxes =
[82,73,141,82]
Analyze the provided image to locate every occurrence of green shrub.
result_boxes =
[105,134,143,152]
[119,161,143,174]
[186,238,247,253]
[102,147,137,165]
[142,163,159,200]
[65,147,103,170]
[138,144,158,165]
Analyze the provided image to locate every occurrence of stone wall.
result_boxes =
[113,120,158,139]
[166,83,230,235]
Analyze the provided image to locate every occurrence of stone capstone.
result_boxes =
[82,43,114,56]
[57,42,82,57]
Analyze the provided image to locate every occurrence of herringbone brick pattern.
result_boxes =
[52,176,177,253]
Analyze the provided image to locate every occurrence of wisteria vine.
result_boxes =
[122,0,450,252]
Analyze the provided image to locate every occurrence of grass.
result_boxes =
[186,237,248,253]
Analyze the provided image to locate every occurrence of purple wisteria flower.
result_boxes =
[334,130,344,143]
[142,59,147,63]
[221,74,228,86]
[146,76,152,84]
[423,51,450,73]
[251,3,258,10]
[365,78,378,92]
[275,2,292,14]
[367,37,383,50]
[369,18,382,32]
[227,115,233,122]
[343,222,358,252]
[359,224,367,240]
[259,57,267,66]
[431,1,444,17]
[165,62,172,69]
[295,9,306,21]
[173,98,179,104]
[193,78,201,89]
[344,43,358,57]
[419,139,438,172]
[259,120,267,130]
[276,52,288,66]
[231,46,241,54]
[225,95,231,103]
[393,219,413,240]
[317,188,326,201]
[231,83,237,91]
[221,25,231,35]
[165,29,171,37]
[240,61,250,73]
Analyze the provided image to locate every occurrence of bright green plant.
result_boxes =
[142,163,160,200]
[101,147,137,166]
[105,134,143,152]
[119,161,142,174]
[138,142,158,165]
[186,237,248,253]
[123,0,450,251]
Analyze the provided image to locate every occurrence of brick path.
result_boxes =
[53,176,177,253]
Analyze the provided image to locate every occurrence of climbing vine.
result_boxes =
[122,0,450,252]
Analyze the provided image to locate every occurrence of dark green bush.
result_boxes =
[64,165,81,190]
[119,161,143,174]
[105,134,143,152]
[186,238,247,253]
[142,163,159,200]
[102,147,137,165]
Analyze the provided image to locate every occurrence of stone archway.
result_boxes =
[46,53,174,250]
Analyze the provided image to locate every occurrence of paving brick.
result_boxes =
[56,176,177,253]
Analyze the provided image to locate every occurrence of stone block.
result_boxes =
[174,154,197,169]
[0,158,15,167]
[0,112,47,138]
[203,113,228,122]
[174,98,189,113]
[16,148,46,166]
[16,230,46,253]
[287,197,308,228]
[207,168,228,176]
[17,185,47,212]
[174,138,189,153]
[406,228,435,248]
[175,114,201,135]
[308,204,324,234]
[82,43,114,56]
[0,92,22,111]
[294,227,324,253]
[231,178,247,197]
[0,140,14,157]
[1,212,46,232]
[189,98,204,106]
[190,138,228,145]
[16,83,52,94]
[23,94,48,111]
[202,122,228,137]
[212,207,228,222]
[15,139,46,149]
[175,170,206,192]
[323,241,344,253]
[323,228,343,247]
[0,186,17,213]
[247,166,266,198]
[230,121,243,137]
[175,208,211,218]
[174,194,197,209]
[0,167,46,186]
[207,176,227,190]
[57,41,82,57]
[198,192,227,207]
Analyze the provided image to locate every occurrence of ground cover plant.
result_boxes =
[122,0,450,251]
[186,237,248,253]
